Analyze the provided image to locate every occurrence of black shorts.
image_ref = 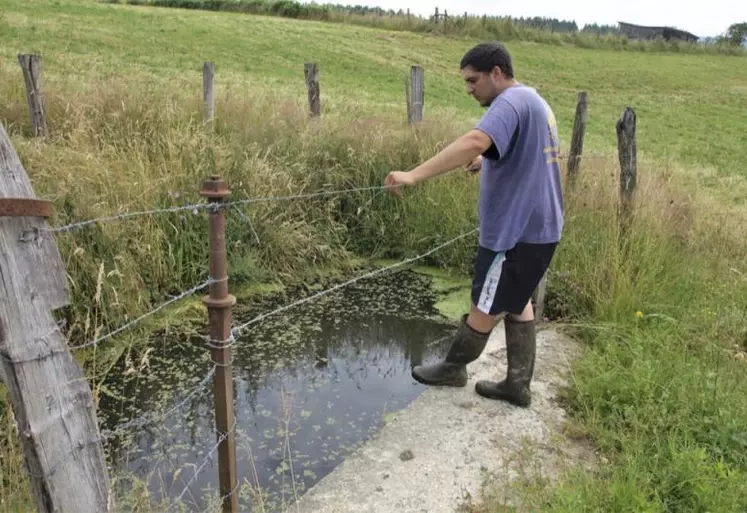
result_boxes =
[471,242,557,316]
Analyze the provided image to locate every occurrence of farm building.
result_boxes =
[618,22,698,42]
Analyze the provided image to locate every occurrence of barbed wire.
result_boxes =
[46,203,214,234]
[20,363,218,482]
[23,436,107,480]
[39,184,401,236]
[69,278,222,352]
[232,206,261,245]
[169,420,237,510]
[230,227,478,339]
[29,155,634,237]
[99,365,217,441]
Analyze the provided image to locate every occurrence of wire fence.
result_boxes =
[98,365,217,441]
[229,227,478,340]
[13,145,635,507]
[25,141,646,510]
[13,177,483,512]
[169,419,237,510]
[40,184,402,235]
[29,150,628,237]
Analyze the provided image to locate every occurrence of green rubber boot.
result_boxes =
[411,314,491,387]
[475,317,536,407]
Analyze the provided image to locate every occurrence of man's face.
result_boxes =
[461,65,501,107]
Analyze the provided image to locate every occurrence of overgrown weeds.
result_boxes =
[473,154,747,512]
[0,20,746,511]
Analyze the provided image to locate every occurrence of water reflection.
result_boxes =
[98,270,458,511]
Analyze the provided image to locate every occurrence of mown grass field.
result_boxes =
[1,0,747,512]
[3,0,747,179]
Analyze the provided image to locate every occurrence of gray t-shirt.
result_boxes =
[474,84,564,252]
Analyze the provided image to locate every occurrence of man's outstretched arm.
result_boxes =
[384,129,492,196]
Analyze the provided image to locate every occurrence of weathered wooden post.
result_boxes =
[566,91,588,181]
[203,61,216,127]
[434,7,439,23]
[0,122,110,512]
[200,176,239,513]
[616,107,637,236]
[304,62,320,118]
[17,54,48,137]
[407,66,424,124]
[532,274,548,322]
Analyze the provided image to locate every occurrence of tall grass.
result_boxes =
[472,158,747,511]
[101,0,746,56]
[1,55,746,512]
[0,73,477,350]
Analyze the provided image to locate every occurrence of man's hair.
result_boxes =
[460,42,514,78]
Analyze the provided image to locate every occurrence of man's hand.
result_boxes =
[466,155,482,174]
[384,171,416,197]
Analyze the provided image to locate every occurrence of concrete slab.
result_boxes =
[292,322,595,513]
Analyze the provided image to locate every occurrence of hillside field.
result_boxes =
[1,1,747,512]
[2,0,747,180]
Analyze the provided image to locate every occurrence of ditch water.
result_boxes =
[98,269,459,512]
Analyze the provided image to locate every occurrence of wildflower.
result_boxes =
[635,311,644,318]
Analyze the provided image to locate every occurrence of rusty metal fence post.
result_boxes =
[200,176,239,513]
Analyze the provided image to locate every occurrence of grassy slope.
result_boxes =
[2,0,747,180]
[0,2,746,512]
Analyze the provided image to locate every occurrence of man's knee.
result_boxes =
[466,303,504,334]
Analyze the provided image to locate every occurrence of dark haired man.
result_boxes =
[384,42,564,407]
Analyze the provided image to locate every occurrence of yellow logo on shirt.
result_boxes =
[544,103,561,165]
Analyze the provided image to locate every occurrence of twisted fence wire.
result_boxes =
[23,436,107,479]
[29,151,628,235]
[69,278,222,352]
[41,184,401,235]
[169,420,238,510]
[22,363,218,481]
[35,162,520,237]
[23,171,508,504]
[232,205,261,244]
[46,203,212,234]
[99,365,217,441]
[230,227,479,339]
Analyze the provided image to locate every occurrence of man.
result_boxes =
[384,42,564,407]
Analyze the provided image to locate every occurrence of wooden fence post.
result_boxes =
[0,122,109,512]
[434,7,439,23]
[616,107,637,236]
[407,66,424,124]
[566,91,588,181]
[200,176,239,513]
[203,61,215,127]
[17,54,48,137]
[304,63,320,118]
[532,273,548,322]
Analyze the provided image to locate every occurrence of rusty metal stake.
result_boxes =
[200,176,239,513]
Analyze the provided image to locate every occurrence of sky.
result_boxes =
[338,0,746,38]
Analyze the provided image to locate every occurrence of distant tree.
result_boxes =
[509,16,578,33]
[581,23,619,35]
[724,22,747,46]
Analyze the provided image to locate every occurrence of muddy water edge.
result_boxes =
[96,266,469,511]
